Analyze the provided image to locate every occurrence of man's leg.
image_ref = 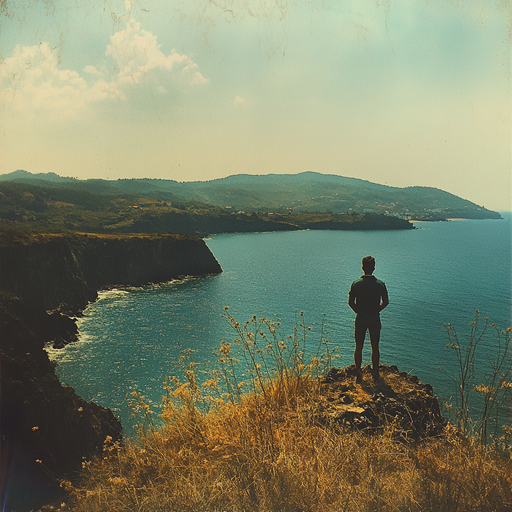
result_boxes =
[354,318,366,382]
[354,339,364,370]
[368,322,381,380]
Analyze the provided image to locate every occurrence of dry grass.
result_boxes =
[54,383,512,511]
[51,313,512,512]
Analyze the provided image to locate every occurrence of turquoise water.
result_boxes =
[50,219,512,434]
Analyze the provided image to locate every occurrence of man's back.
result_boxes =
[349,275,387,317]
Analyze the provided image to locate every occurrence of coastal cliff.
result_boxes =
[0,232,222,511]
[0,232,222,314]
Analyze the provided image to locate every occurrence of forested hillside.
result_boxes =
[0,181,413,234]
[0,170,501,221]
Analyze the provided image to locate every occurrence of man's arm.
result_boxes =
[379,294,389,312]
[348,295,358,313]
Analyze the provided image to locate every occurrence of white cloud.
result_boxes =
[234,95,247,106]
[106,18,209,86]
[0,43,91,119]
[0,18,208,120]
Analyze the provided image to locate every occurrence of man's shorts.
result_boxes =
[354,314,381,342]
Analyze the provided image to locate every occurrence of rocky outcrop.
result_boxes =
[319,365,447,440]
[0,232,222,315]
[0,293,123,510]
[0,232,222,511]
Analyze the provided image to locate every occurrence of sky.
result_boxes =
[0,0,510,211]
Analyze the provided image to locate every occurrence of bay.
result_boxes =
[49,218,512,435]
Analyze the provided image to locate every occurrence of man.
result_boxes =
[348,256,389,382]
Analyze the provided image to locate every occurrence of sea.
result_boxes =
[48,217,512,436]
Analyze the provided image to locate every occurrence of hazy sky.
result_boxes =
[0,1,510,211]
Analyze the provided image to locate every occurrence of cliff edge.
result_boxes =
[0,232,222,511]
[0,232,222,314]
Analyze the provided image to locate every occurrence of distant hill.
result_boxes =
[0,181,413,235]
[0,170,501,220]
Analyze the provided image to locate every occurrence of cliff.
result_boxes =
[0,232,222,315]
[0,232,222,511]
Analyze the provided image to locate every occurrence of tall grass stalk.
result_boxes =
[443,311,512,446]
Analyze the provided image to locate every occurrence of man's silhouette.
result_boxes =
[348,256,389,381]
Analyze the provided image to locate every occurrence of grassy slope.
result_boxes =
[54,369,512,512]
[49,314,511,512]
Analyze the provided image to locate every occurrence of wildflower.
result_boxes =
[108,476,127,487]
[32,426,39,431]
[60,480,73,491]
[36,459,42,463]
[77,407,83,412]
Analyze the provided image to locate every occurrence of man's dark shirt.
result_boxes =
[349,275,388,317]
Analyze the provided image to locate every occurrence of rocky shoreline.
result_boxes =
[0,232,222,511]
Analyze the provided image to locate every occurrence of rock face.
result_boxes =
[319,365,447,440]
[0,293,123,510]
[0,232,222,314]
[0,232,222,511]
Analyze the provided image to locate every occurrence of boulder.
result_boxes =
[318,364,447,441]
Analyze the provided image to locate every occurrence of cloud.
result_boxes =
[0,43,110,120]
[0,18,208,120]
[106,18,209,86]
[234,95,247,106]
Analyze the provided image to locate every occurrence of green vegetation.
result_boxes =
[0,181,413,235]
[48,313,511,512]
[1,170,501,221]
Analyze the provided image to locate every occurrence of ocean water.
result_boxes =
[49,218,512,435]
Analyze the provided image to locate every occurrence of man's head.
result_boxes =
[362,256,375,275]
